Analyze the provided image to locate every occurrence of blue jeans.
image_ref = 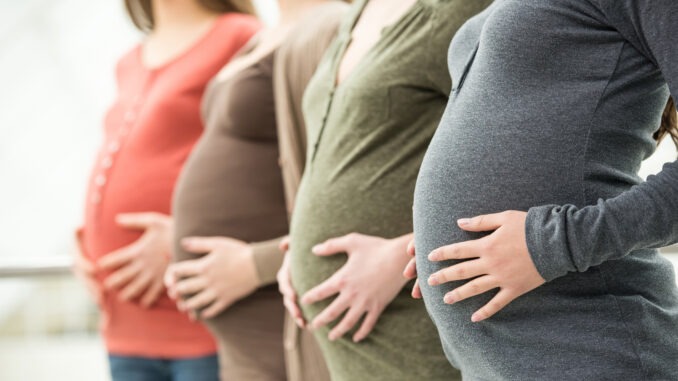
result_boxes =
[108,354,219,381]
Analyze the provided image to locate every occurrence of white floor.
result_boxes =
[0,335,110,381]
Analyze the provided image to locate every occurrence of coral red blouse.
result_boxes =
[80,13,259,357]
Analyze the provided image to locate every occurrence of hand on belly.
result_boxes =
[299,233,412,343]
[412,211,545,322]
[97,212,172,307]
[164,236,259,319]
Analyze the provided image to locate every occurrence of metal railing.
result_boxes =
[0,256,73,278]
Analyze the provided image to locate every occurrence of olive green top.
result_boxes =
[288,0,493,380]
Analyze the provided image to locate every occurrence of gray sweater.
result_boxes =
[413,0,678,380]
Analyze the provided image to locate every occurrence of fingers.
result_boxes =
[472,289,514,322]
[403,257,417,279]
[277,255,305,327]
[174,276,208,297]
[76,272,103,304]
[118,270,153,301]
[98,245,138,270]
[181,288,217,311]
[443,275,497,305]
[283,293,305,328]
[116,212,168,230]
[140,278,165,308]
[328,306,366,341]
[428,259,486,286]
[457,212,509,232]
[104,262,142,290]
[164,266,177,292]
[312,233,358,256]
[166,259,204,280]
[279,236,290,252]
[181,237,221,254]
[411,279,422,299]
[73,253,96,275]
[310,294,350,330]
[428,239,487,262]
[406,239,415,257]
[353,306,383,343]
[301,273,342,305]
[200,298,230,319]
[72,248,103,303]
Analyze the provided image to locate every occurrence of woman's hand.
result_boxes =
[402,239,422,299]
[427,211,545,322]
[164,236,258,319]
[72,230,103,304]
[276,237,306,328]
[97,213,172,307]
[301,233,411,343]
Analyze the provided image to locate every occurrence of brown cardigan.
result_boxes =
[273,3,349,381]
[244,1,350,285]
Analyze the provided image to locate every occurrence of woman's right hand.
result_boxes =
[403,238,422,299]
[72,231,103,305]
[277,237,306,328]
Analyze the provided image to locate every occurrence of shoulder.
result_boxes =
[283,2,349,50]
[303,1,351,26]
[213,13,261,43]
[425,0,494,26]
[114,44,142,78]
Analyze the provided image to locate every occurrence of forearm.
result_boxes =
[526,161,678,281]
[251,236,286,286]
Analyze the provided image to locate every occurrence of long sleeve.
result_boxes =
[251,236,285,286]
[526,0,678,282]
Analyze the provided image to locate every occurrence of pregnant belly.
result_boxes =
[288,175,415,316]
[172,136,288,258]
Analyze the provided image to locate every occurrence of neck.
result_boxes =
[278,0,326,26]
[151,0,218,32]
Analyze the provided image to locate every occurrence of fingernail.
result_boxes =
[181,239,193,247]
[311,244,324,253]
[296,318,304,327]
[444,294,456,304]
[428,274,439,286]
[428,250,439,261]
[471,313,482,323]
[458,218,471,227]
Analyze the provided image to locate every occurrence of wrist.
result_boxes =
[387,235,414,276]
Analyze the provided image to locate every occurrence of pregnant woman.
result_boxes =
[73,1,257,380]
[164,0,342,379]
[412,1,678,380]
[285,0,491,380]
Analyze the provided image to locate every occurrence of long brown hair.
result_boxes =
[655,97,678,149]
[124,0,256,32]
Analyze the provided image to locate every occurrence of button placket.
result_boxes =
[310,88,336,164]
[91,91,143,206]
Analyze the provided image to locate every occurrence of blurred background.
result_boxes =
[0,1,675,380]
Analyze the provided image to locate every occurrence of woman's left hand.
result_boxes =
[427,211,545,322]
[164,236,258,319]
[301,233,411,343]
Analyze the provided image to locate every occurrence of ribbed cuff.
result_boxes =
[525,205,572,282]
[251,237,285,286]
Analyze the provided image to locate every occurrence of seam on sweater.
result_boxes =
[580,41,647,378]
[579,41,625,207]
[596,266,648,378]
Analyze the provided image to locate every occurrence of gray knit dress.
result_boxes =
[413,1,678,380]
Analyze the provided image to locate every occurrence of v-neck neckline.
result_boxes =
[331,0,422,90]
